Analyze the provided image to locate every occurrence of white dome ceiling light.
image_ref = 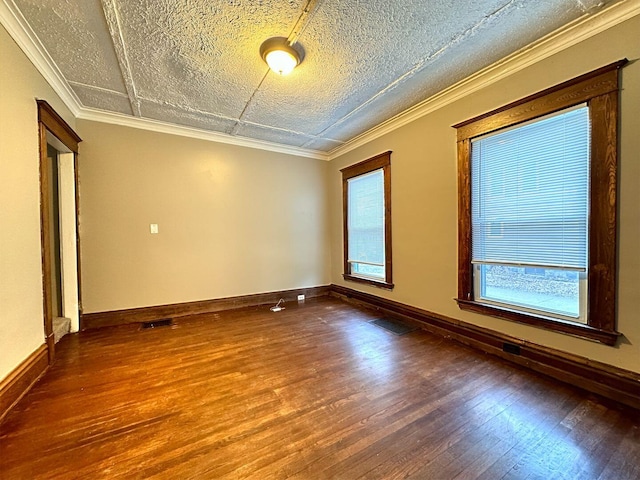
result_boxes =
[260,37,305,76]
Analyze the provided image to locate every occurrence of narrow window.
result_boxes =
[341,151,393,289]
[454,61,626,345]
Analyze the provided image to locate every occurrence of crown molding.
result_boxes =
[0,0,327,160]
[327,0,640,160]
[0,0,82,116]
[3,0,637,161]
[77,108,329,160]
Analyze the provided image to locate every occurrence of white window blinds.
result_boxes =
[347,169,385,268]
[471,105,590,270]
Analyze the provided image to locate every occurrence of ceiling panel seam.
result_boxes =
[139,96,239,124]
[240,119,344,143]
[230,71,269,136]
[327,0,640,159]
[4,0,635,159]
[288,0,323,45]
[576,0,607,12]
[137,95,343,145]
[100,0,141,116]
[311,0,519,140]
[68,81,129,98]
[230,0,324,137]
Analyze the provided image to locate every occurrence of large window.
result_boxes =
[341,151,393,289]
[454,61,626,345]
[472,105,589,322]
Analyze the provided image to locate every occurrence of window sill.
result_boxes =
[455,299,620,346]
[343,274,394,290]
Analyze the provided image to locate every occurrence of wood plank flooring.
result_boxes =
[1,297,638,479]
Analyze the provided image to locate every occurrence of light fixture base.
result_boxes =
[260,37,305,75]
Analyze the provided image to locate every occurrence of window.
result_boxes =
[341,151,393,289]
[454,61,626,345]
[472,105,589,322]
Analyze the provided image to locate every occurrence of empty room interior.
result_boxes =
[1,0,639,478]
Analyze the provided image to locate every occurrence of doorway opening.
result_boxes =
[38,101,82,363]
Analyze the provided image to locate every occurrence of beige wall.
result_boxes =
[0,24,76,379]
[77,121,330,313]
[3,12,638,387]
[329,16,640,373]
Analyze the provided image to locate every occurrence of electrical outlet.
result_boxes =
[150,223,159,234]
[297,294,305,301]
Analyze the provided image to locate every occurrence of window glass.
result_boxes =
[341,151,393,289]
[453,60,625,344]
[470,105,589,322]
[347,170,385,280]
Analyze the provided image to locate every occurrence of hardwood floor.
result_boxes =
[1,297,638,479]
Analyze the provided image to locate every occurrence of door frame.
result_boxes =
[37,100,82,364]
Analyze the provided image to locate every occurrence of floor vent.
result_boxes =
[503,343,521,355]
[141,318,173,329]
[370,318,418,336]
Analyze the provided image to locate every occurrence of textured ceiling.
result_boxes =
[6,0,621,153]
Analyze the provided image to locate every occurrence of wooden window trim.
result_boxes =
[341,151,393,290]
[453,60,627,346]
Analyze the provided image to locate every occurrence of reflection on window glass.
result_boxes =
[352,263,385,279]
[478,265,580,319]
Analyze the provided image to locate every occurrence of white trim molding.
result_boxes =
[0,0,328,160]
[2,0,638,161]
[327,0,640,160]
[77,108,330,160]
[0,0,81,116]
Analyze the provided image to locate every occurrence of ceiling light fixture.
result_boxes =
[260,37,305,76]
